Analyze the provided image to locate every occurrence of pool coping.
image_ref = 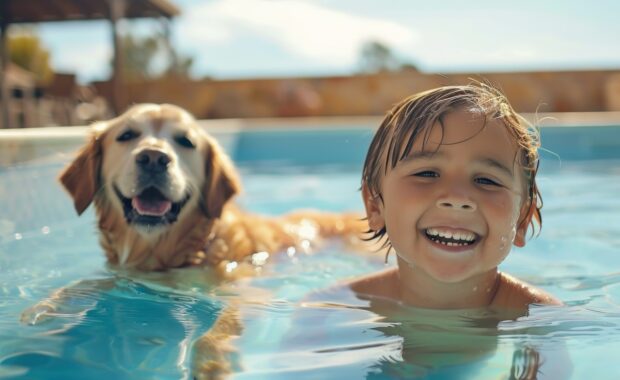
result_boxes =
[1,112,620,139]
[1,112,620,166]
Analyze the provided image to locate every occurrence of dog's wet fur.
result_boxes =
[60,103,366,274]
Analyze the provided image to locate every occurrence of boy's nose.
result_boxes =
[436,197,477,212]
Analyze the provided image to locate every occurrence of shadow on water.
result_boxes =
[2,277,222,380]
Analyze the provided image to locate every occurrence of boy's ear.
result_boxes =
[514,199,536,247]
[362,183,385,231]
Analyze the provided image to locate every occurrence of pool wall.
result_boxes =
[1,113,620,167]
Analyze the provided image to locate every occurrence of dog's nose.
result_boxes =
[135,149,171,173]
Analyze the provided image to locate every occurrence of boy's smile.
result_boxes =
[364,108,530,284]
[424,227,478,250]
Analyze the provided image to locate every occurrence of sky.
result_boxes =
[26,0,620,84]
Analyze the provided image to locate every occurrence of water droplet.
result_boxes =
[287,246,296,257]
[300,240,311,251]
[225,261,238,273]
[498,234,511,250]
[251,251,269,266]
[510,226,517,240]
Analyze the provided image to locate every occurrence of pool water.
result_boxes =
[1,127,620,379]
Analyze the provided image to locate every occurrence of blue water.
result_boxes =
[1,127,620,379]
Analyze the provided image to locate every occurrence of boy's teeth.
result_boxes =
[425,228,476,245]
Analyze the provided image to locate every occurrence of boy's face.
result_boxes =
[364,109,531,283]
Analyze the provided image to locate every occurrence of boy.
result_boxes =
[349,84,561,311]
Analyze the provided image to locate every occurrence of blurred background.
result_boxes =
[1,0,620,128]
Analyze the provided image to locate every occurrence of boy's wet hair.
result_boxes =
[362,83,542,246]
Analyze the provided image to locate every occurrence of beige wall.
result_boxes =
[93,69,620,119]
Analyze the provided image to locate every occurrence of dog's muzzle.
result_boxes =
[114,185,190,227]
[113,148,191,228]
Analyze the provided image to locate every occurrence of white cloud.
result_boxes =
[178,0,417,65]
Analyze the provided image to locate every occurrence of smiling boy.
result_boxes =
[349,84,561,312]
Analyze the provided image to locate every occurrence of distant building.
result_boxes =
[0,0,180,128]
[0,65,111,128]
[0,63,39,128]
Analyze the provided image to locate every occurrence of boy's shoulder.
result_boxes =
[300,269,398,306]
[347,267,400,300]
[493,272,562,310]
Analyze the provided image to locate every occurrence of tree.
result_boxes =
[358,40,417,73]
[7,29,54,85]
[166,51,194,78]
[117,30,194,81]
[118,33,160,81]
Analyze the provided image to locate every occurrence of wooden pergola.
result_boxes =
[0,0,180,128]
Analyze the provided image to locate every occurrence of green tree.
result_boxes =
[118,33,160,80]
[7,29,54,85]
[358,40,417,73]
[117,31,194,81]
[167,52,194,78]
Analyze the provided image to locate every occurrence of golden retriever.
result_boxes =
[60,103,365,274]
[25,103,368,379]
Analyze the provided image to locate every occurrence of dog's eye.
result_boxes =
[174,135,195,149]
[116,129,140,142]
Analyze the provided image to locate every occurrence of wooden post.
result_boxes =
[108,0,126,115]
[0,17,10,129]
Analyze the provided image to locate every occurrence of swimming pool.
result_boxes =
[1,118,620,379]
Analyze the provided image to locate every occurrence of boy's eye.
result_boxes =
[116,129,140,142]
[475,177,501,186]
[413,170,439,178]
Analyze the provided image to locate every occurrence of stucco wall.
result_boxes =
[92,69,620,119]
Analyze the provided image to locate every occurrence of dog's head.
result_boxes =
[60,103,241,236]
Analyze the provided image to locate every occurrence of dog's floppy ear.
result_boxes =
[59,124,106,215]
[201,138,241,219]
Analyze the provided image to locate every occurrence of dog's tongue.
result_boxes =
[132,195,172,216]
